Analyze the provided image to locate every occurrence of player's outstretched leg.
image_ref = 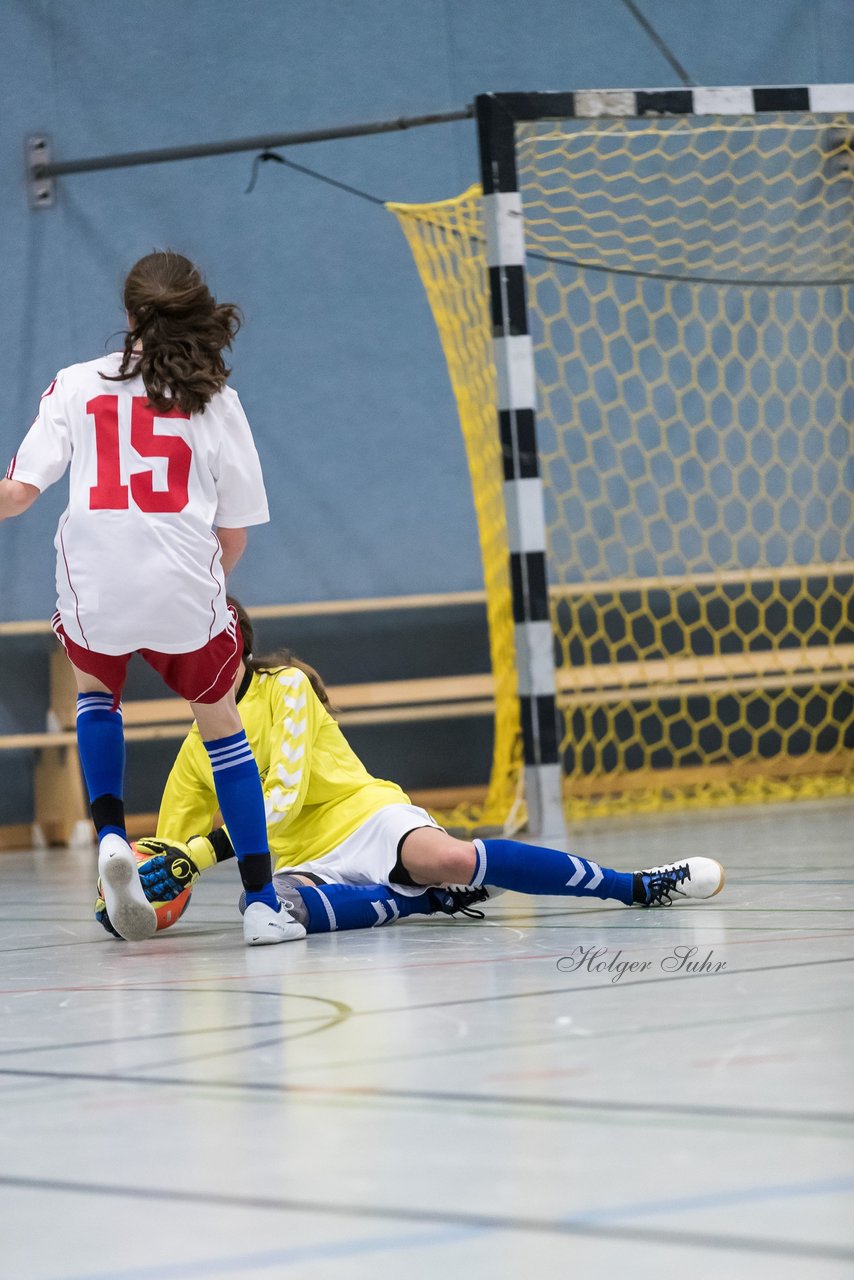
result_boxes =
[73,676,156,941]
[398,829,724,909]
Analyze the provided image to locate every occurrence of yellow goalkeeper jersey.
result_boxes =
[156,667,410,869]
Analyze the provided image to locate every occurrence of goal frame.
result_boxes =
[475,84,854,835]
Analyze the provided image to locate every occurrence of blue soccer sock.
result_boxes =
[471,837,634,905]
[295,883,435,934]
[203,731,277,910]
[76,693,126,840]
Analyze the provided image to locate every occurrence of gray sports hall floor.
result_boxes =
[1,798,852,1280]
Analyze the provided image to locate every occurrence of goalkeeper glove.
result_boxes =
[133,836,212,894]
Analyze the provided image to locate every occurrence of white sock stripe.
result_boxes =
[472,838,487,888]
[211,749,254,766]
[208,746,253,766]
[206,735,249,753]
[206,741,252,761]
[314,889,338,932]
[76,696,120,716]
[586,864,604,891]
[210,749,255,772]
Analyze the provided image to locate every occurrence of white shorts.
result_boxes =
[286,804,442,898]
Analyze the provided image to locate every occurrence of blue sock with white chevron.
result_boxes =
[203,731,277,910]
[296,883,435,934]
[472,838,634,904]
[76,693,126,838]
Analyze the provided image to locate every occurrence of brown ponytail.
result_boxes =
[104,251,240,415]
[228,597,334,712]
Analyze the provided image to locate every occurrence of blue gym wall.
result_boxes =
[1,0,852,821]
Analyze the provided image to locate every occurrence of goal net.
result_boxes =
[389,89,854,826]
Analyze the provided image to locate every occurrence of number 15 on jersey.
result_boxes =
[87,394,192,513]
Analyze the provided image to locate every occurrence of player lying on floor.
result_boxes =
[96,599,725,941]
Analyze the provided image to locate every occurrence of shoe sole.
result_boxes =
[99,847,157,941]
[707,860,726,898]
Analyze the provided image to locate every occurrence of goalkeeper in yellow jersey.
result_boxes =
[96,600,725,941]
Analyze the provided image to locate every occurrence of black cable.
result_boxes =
[524,249,854,290]
[246,149,386,203]
[618,0,695,87]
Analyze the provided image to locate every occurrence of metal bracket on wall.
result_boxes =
[27,136,55,208]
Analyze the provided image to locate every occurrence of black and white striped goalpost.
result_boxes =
[476,94,570,839]
[475,84,854,837]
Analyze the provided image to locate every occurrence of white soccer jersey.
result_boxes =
[8,354,269,654]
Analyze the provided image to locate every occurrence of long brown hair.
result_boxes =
[229,597,334,711]
[104,252,240,415]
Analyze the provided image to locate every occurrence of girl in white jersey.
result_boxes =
[0,252,302,947]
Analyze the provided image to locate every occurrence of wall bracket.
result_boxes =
[27,135,55,209]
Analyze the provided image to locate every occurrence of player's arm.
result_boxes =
[4,373,72,515]
[261,670,317,853]
[0,479,39,521]
[216,526,248,576]
[212,394,270,555]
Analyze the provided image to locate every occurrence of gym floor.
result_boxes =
[1,798,852,1280]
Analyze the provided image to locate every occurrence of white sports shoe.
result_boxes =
[97,833,158,941]
[635,856,725,906]
[243,900,307,946]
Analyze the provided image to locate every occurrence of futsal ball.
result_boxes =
[96,844,194,933]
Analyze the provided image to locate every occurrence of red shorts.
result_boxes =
[52,606,243,708]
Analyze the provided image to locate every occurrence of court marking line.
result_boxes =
[1,1172,851,1264]
[38,1226,481,1280]
[0,1009,344,1060]
[1,1065,852,1127]
[1,932,852,998]
[27,1173,854,1279]
[0,946,559,994]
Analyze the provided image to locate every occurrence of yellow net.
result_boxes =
[390,111,854,823]
[389,190,524,832]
